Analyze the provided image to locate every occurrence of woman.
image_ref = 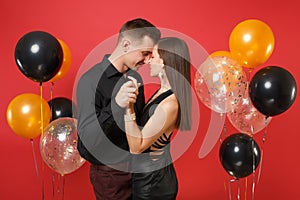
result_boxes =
[124,37,192,200]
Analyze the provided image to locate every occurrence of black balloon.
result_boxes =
[48,97,77,121]
[14,31,63,82]
[249,66,297,117]
[219,133,261,179]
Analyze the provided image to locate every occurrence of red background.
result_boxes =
[1,0,299,199]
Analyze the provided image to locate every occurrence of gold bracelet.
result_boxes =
[124,113,136,122]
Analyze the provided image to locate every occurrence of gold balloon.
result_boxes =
[49,39,72,83]
[229,19,275,69]
[6,93,51,139]
[209,50,233,59]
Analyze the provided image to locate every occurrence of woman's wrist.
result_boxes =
[125,104,134,114]
[124,103,135,121]
[124,112,136,122]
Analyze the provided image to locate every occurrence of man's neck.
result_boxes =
[108,52,127,74]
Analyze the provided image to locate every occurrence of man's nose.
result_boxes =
[144,56,151,64]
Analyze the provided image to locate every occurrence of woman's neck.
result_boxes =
[159,77,171,92]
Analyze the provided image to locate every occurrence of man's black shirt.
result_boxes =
[76,55,145,165]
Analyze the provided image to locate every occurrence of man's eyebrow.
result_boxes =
[141,51,152,55]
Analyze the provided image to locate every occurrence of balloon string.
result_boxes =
[228,178,237,200]
[40,159,45,200]
[50,82,53,110]
[42,177,45,200]
[252,171,256,200]
[237,179,240,200]
[30,139,39,177]
[245,177,247,200]
[39,82,45,200]
[250,136,257,200]
[248,68,252,81]
[219,115,226,144]
[257,119,267,184]
[50,82,54,100]
[228,179,232,200]
[40,82,44,138]
[52,172,55,198]
[58,174,61,199]
[62,175,65,200]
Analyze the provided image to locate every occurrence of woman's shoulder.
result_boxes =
[158,94,178,113]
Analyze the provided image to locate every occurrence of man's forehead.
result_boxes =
[138,36,155,47]
[141,48,153,53]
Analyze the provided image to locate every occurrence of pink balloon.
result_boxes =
[40,117,86,175]
[227,89,271,134]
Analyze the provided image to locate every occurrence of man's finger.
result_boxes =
[127,76,138,89]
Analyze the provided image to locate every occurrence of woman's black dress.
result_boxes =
[131,89,178,200]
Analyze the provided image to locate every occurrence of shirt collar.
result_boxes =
[102,54,123,78]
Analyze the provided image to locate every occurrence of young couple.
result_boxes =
[76,18,191,200]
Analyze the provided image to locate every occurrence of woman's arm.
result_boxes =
[124,97,178,154]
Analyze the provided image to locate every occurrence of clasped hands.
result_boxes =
[115,76,139,112]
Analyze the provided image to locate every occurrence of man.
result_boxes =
[76,18,161,200]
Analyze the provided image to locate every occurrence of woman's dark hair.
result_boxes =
[157,37,192,131]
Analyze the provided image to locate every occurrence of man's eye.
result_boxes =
[142,52,152,57]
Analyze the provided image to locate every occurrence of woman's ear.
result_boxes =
[159,57,164,65]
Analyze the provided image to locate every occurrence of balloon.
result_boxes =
[219,133,261,179]
[229,19,275,69]
[249,66,297,117]
[14,31,63,82]
[227,84,271,134]
[48,97,77,121]
[49,39,72,82]
[6,93,51,139]
[194,56,247,113]
[40,118,86,176]
[209,50,233,59]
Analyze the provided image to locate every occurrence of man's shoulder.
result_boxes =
[82,55,111,75]
[79,62,107,81]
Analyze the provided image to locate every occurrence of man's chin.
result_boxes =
[132,65,142,71]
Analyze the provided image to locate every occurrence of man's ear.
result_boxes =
[122,39,131,53]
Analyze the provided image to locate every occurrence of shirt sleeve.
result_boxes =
[76,73,104,164]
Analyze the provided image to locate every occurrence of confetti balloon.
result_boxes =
[40,117,85,175]
[195,56,247,113]
[227,85,271,134]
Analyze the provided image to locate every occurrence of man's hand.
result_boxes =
[115,77,139,108]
